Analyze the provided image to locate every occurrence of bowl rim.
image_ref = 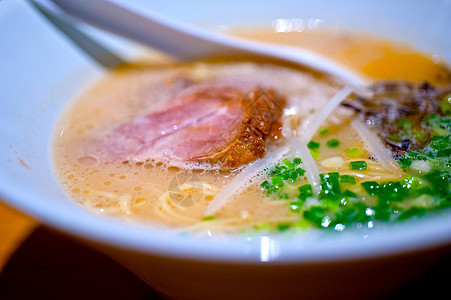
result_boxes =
[2,0,451,264]
[1,172,450,263]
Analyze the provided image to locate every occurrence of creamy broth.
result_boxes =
[52,29,450,234]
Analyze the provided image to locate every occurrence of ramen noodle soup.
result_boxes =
[52,29,451,235]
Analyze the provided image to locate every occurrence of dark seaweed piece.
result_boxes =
[341,80,451,155]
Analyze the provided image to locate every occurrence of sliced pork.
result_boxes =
[100,80,286,169]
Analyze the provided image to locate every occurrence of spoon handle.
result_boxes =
[50,0,239,59]
[50,0,368,85]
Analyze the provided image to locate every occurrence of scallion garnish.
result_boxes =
[326,139,340,148]
[297,184,313,201]
[345,147,363,158]
[310,149,320,158]
[319,128,329,135]
[319,172,341,197]
[340,175,356,184]
[260,158,306,199]
[258,113,451,232]
[349,160,367,170]
[307,140,320,149]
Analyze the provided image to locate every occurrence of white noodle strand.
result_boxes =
[300,85,355,143]
[287,85,358,195]
[204,146,290,216]
[351,119,403,175]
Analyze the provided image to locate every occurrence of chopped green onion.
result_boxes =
[319,128,329,135]
[361,181,381,196]
[282,159,295,170]
[326,139,340,148]
[343,190,357,198]
[423,170,449,196]
[320,172,341,197]
[271,176,285,188]
[258,111,451,231]
[253,222,271,231]
[289,201,303,212]
[310,149,320,158]
[345,147,363,158]
[278,192,289,199]
[401,176,425,191]
[439,93,451,115]
[396,156,412,170]
[297,184,313,201]
[340,175,356,184]
[292,158,302,165]
[350,160,367,170]
[261,158,306,199]
[398,207,426,220]
[202,216,215,221]
[277,223,291,231]
[303,206,326,227]
[378,181,408,202]
[307,140,320,149]
[294,219,310,229]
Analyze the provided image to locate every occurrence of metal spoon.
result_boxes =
[47,0,369,85]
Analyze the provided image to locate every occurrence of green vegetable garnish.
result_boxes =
[293,158,302,165]
[398,207,426,220]
[345,147,363,158]
[350,161,368,170]
[320,172,341,197]
[297,184,313,201]
[260,158,306,199]
[319,128,329,135]
[340,175,356,184]
[257,112,451,233]
[361,181,381,195]
[343,190,357,198]
[271,176,285,188]
[397,156,412,171]
[326,139,340,148]
[439,93,451,115]
[307,140,320,149]
[289,201,303,212]
[202,216,215,221]
[310,149,320,158]
[277,223,291,231]
[303,206,326,228]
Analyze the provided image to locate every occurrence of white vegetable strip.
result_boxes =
[351,119,403,175]
[300,85,355,143]
[288,138,321,196]
[204,85,369,216]
[288,85,357,195]
[204,146,290,216]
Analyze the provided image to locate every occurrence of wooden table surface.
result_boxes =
[0,201,38,271]
[0,200,161,299]
[0,200,449,299]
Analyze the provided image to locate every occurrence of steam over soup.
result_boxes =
[52,29,451,234]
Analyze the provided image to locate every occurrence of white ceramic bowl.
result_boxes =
[1,1,450,299]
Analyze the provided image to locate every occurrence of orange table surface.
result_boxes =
[0,200,449,299]
[0,201,160,298]
[0,201,38,271]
